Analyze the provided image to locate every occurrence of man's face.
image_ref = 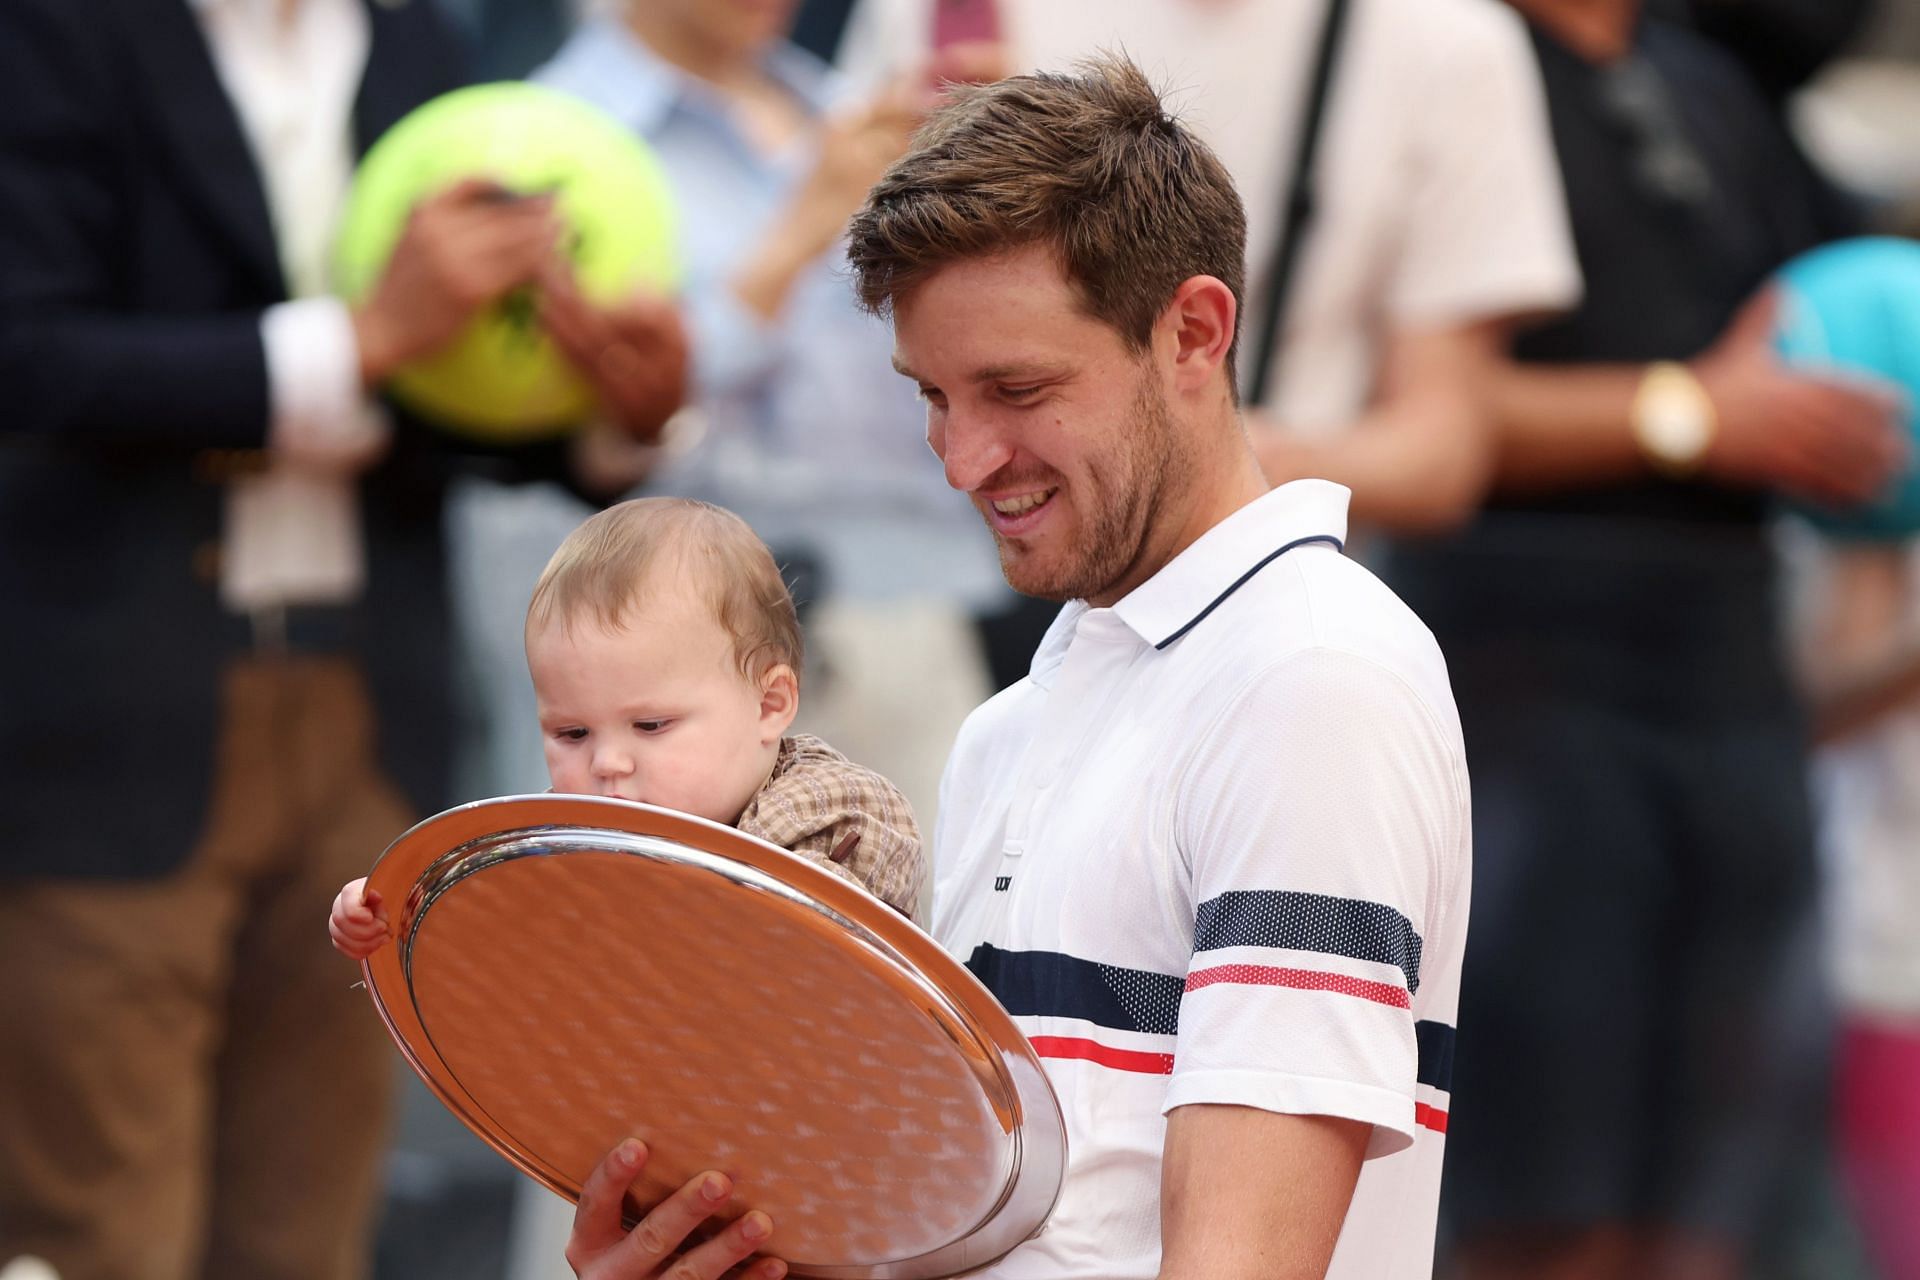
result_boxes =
[892,246,1187,605]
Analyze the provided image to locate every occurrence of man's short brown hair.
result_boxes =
[846,54,1248,390]
[526,497,803,684]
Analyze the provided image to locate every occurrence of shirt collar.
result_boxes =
[551,18,836,138]
[1113,478,1350,649]
[1025,479,1349,687]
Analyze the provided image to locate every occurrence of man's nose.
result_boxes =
[935,410,1017,495]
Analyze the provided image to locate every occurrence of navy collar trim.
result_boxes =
[1153,534,1344,651]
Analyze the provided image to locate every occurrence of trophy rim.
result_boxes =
[360,793,1065,1280]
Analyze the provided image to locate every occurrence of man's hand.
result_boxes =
[791,91,923,257]
[567,1140,787,1280]
[730,88,923,324]
[538,263,690,442]
[1694,288,1909,507]
[351,178,562,387]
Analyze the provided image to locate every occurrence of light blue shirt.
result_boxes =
[536,20,1006,609]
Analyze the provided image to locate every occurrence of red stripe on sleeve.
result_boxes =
[1185,963,1412,1009]
[1416,1102,1449,1133]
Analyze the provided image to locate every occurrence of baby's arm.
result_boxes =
[786,809,926,924]
[328,877,391,959]
[741,744,928,922]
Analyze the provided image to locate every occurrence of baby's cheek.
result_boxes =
[542,745,580,792]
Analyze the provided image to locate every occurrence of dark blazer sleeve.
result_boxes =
[0,0,271,451]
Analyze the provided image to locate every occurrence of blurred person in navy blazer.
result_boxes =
[0,2,683,1277]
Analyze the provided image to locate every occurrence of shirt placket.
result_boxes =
[993,611,1135,944]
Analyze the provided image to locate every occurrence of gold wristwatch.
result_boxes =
[1631,361,1717,476]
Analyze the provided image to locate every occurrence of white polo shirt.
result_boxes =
[932,480,1470,1279]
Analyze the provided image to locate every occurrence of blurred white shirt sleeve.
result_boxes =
[1385,2,1582,327]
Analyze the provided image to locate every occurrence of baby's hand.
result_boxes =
[329,877,391,960]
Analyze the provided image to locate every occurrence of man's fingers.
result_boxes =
[431,176,556,218]
[656,1208,779,1280]
[431,175,512,206]
[610,1170,736,1273]
[463,219,565,279]
[1801,385,1906,492]
[606,290,678,328]
[1779,426,1889,507]
[539,290,610,368]
[569,1139,650,1265]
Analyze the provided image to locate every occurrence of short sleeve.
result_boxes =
[1386,5,1581,327]
[1165,647,1468,1154]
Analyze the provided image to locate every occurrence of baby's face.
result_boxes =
[526,597,789,826]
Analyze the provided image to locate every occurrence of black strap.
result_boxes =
[1246,0,1354,408]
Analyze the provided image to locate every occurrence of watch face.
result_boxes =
[1648,400,1709,461]
[1637,367,1713,470]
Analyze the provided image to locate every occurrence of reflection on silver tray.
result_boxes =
[361,794,1065,1279]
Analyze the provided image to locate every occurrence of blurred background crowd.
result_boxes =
[3,0,1920,1278]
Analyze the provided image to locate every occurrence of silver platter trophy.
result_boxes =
[360,795,1066,1279]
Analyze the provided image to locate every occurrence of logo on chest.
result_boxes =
[993,875,1013,892]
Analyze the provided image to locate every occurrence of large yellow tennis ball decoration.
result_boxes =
[335,83,680,444]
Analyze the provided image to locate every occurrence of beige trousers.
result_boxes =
[0,658,410,1280]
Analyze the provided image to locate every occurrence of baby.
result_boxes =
[330,497,926,958]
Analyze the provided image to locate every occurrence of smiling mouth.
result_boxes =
[991,488,1057,517]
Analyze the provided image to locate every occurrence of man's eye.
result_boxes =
[917,385,947,407]
[999,385,1042,402]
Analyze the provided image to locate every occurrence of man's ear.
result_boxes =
[758,663,800,744]
[1160,274,1238,397]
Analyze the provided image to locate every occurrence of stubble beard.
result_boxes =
[995,371,1184,603]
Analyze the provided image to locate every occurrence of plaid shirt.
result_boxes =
[736,734,926,923]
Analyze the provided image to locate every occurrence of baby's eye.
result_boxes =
[552,727,587,743]
[634,719,672,734]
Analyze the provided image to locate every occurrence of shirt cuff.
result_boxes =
[260,297,389,455]
[1163,1069,1416,1157]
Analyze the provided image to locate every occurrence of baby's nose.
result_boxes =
[592,745,636,778]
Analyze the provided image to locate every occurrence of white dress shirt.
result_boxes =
[193,0,386,611]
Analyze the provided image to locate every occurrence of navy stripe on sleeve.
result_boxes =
[1193,890,1424,994]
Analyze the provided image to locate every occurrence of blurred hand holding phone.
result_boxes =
[928,0,1007,96]
[933,0,1000,47]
